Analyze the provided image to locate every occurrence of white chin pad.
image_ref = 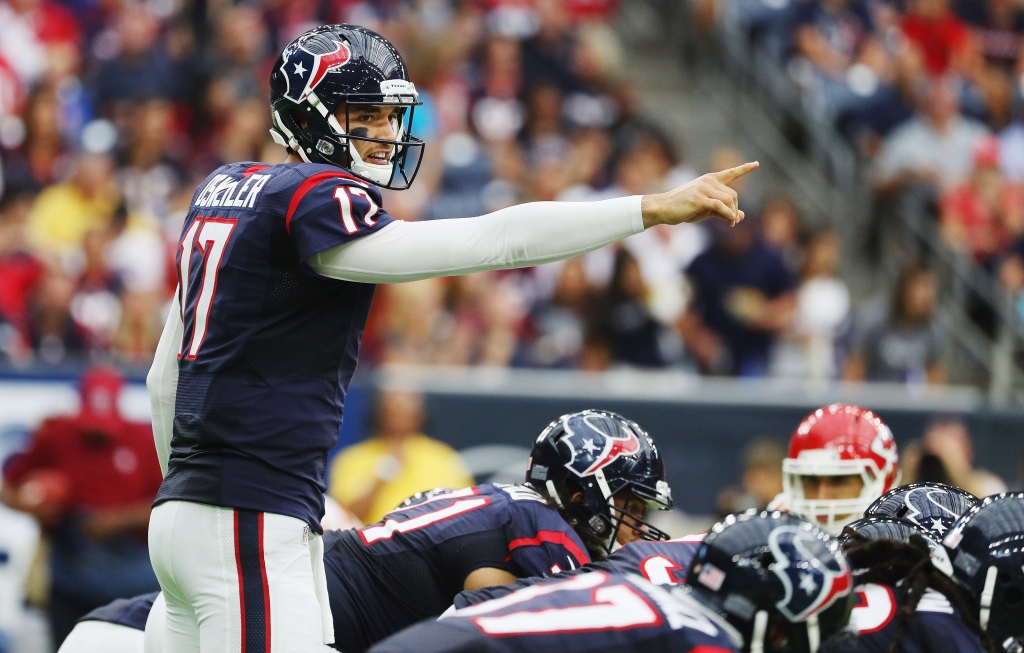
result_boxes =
[350,159,393,185]
[347,140,394,185]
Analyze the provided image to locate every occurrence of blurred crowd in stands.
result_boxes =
[0,0,955,384]
[703,0,1024,343]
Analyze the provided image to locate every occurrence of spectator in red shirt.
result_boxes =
[941,135,1024,263]
[901,0,971,76]
[0,366,162,648]
[0,190,43,363]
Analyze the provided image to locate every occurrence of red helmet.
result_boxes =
[782,404,900,535]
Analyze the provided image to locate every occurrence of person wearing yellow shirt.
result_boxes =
[329,389,474,524]
[27,154,119,260]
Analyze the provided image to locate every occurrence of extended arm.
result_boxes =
[308,196,644,283]
[308,163,757,283]
[147,293,182,476]
[454,561,612,608]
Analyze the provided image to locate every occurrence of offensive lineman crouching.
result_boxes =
[370,511,853,653]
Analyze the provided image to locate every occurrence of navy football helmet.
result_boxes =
[839,516,956,576]
[865,482,978,541]
[840,516,939,547]
[525,410,673,559]
[269,24,424,189]
[944,493,1024,653]
[687,511,853,653]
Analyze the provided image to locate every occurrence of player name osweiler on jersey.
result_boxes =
[155,161,393,532]
[193,171,272,209]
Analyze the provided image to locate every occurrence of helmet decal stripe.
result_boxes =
[561,414,642,477]
[302,42,352,100]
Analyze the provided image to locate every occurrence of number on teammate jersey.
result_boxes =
[640,555,684,585]
[359,488,491,545]
[178,218,237,359]
[456,573,661,635]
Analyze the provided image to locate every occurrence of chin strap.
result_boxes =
[806,614,820,653]
[594,469,620,553]
[750,610,769,653]
[546,480,564,509]
[980,565,999,630]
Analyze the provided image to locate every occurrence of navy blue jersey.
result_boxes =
[454,533,706,608]
[835,582,987,653]
[369,571,740,653]
[78,591,158,630]
[155,161,393,530]
[323,484,590,653]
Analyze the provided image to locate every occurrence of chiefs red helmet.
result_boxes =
[782,404,900,535]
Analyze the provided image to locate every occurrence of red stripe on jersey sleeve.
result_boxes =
[508,530,589,567]
[243,164,269,176]
[285,170,364,234]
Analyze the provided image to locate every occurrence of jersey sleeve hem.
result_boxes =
[296,214,394,264]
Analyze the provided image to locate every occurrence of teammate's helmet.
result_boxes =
[943,493,1024,653]
[269,24,424,189]
[839,516,955,575]
[525,410,673,559]
[865,482,978,541]
[687,511,853,653]
[840,516,937,546]
[782,404,900,536]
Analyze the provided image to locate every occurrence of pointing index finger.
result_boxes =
[713,161,760,185]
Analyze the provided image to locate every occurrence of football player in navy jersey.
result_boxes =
[943,493,1024,653]
[145,22,758,653]
[819,483,989,653]
[523,410,675,561]
[369,511,853,653]
[318,410,671,653]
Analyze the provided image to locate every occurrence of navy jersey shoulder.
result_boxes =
[352,484,589,573]
[370,572,739,653]
[608,534,705,583]
[156,161,393,531]
[847,583,986,653]
[78,592,159,631]
[454,533,704,608]
[321,484,589,653]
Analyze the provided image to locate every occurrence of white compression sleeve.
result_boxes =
[306,196,645,283]
[147,291,181,476]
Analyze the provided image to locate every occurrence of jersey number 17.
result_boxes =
[177,217,237,359]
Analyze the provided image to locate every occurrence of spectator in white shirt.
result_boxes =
[874,76,990,194]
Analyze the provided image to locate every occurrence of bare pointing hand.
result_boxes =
[640,162,759,229]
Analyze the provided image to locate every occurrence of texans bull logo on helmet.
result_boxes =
[279,35,353,103]
[557,413,642,478]
[897,487,964,537]
[865,483,979,540]
[769,525,852,621]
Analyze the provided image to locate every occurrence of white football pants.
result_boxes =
[148,501,335,653]
[58,621,144,653]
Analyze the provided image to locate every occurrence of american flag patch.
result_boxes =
[698,563,726,591]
